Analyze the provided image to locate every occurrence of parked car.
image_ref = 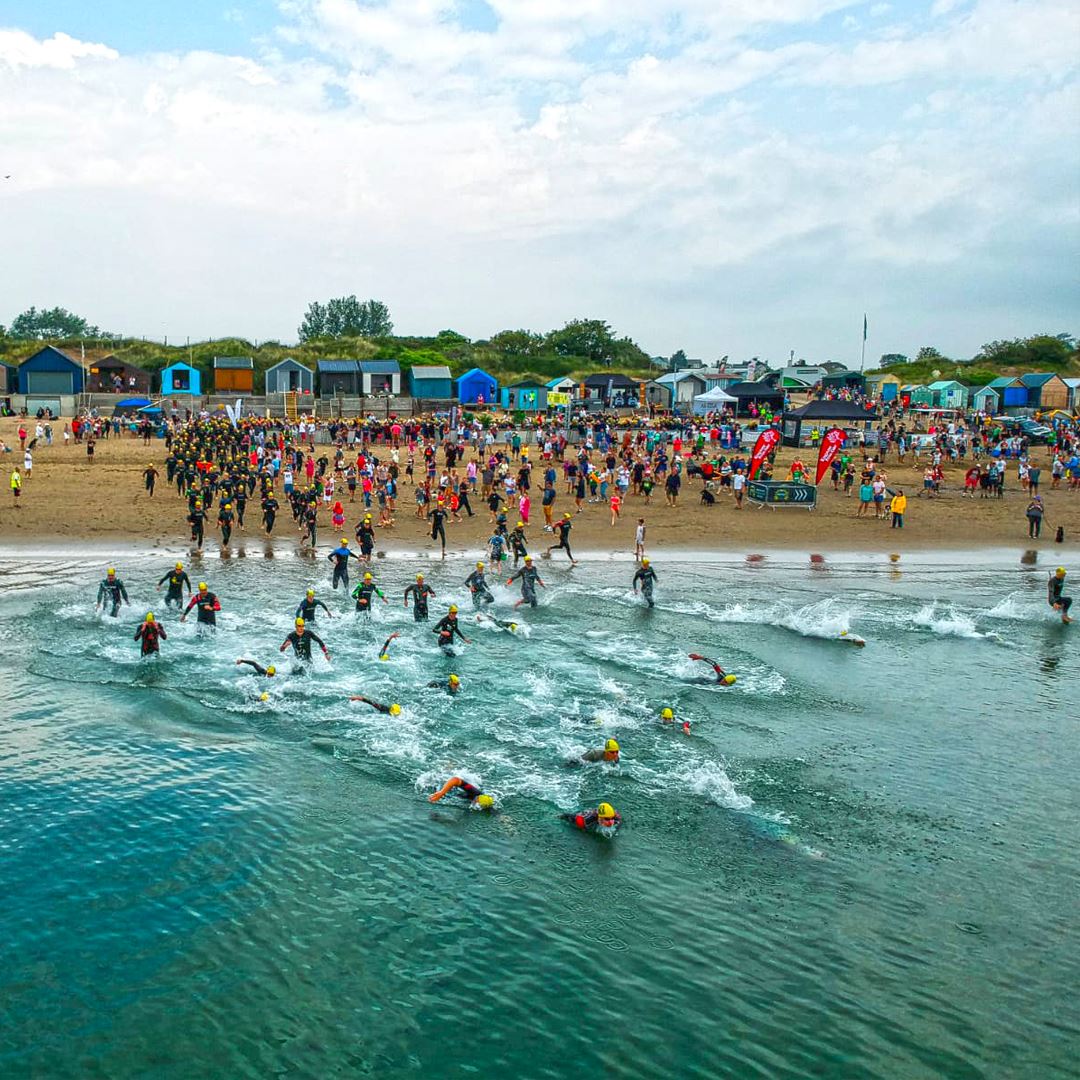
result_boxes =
[1016,419,1052,443]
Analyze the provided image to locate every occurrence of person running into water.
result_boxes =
[96,568,130,617]
[632,558,658,608]
[261,492,279,535]
[295,588,333,622]
[433,605,470,652]
[404,573,436,621]
[180,582,221,636]
[427,673,461,694]
[352,572,388,615]
[143,463,159,497]
[157,561,191,609]
[217,502,234,547]
[188,499,207,549]
[348,694,402,716]
[428,499,449,555]
[235,659,277,677]
[464,561,495,607]
[508,555,545,608]
[280,617,330,662]
[378,631,400,660]
[134,613,166,656]
[688,654,737,685]
[428,776,494,810]
[547,512,577,565]
[661,706,692,736]
[560,802,621,833]
[509,521,529,567]
[328,538,360,590]
[1049,567,1073,624]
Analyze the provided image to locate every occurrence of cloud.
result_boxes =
[0,1,1076,360]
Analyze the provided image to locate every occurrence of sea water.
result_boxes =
[1,548,1076,1079]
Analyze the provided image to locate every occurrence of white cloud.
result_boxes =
[0,1,1076,360]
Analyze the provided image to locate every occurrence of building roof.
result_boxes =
[266,357,313,371]
[724,380,785,400]
[359,360,401,373]
[786,399,877,420]
[456,367,496,382]
[506,379,546,389]
[1019,372,1057,387]
[546,376,576,388]
[317,359,360,373]
[927,380,964,389]
[411,365,452,379]
[161,360,197,371]
[582,372,639,388]
[213,356,254,369]
[656,371,705,386]
[973,384,1001,395]
[987,376,1021,388]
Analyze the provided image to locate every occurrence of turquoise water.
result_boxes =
[1,547,1077,1079]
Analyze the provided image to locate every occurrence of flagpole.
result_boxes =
[860,313,868,372]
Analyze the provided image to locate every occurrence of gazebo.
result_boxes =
[692,386,738,416]
[782,398,876,447]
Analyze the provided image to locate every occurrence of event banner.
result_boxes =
[748,427,780,480]
[815,427,846,485]
[548,392,571,406]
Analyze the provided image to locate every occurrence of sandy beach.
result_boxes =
[1,416,1078,556]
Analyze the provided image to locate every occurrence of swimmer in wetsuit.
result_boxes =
[348,694,402,716]
[404,574,436,621]
[328,538,360,590]
[508,556,545,608]
[378,631,400,660]
[134,613,167,656]
[560,802,621,832]
[688,653,737,685]
[352,572,388,615]
[235,659,277,677]
[1049,567,1073,624]
[427,673,461,694]
[464,561,495,607]
[432,605,470,651]
[546,513,577,565]
[661,706,692,736]
[96,568,130,617]
[476,612,519,633]
[296,588,333,622]
[180,582,220,635]
[157,561,192,608]
[280,617,330,661]
[427,776,494,809]
[632,558,658,608]
[577,738,620,764]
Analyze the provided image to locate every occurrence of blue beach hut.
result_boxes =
[160,361,202,396]
[16,345,85,395]
[457,367,499,406]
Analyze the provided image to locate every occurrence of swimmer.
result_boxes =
[507,555,545,609]
[661,706,692,736]
[280,617,331,661]
[327,538,361,591]
[464,561,495,607]
[134,612,167,656]
[96,567,130,617]
[476,612,519,633]
[351,572,389,615]
[404,573,436,621]
[427,776,494,810]
[688,653,737,685]
[838,630,867,647]
[1049,567,1073,624]
[348,694,402,716]
[560,802,621,833]
[235,659,277,677]
[378,631,401,660]
[577,738,620,764]
[546,512,577,565]
[156,561,192,608]
[180,581,221,635]
[433,605,471,651]
[632,558,658,608]
[296,588,333,623]
[427,673,461,694]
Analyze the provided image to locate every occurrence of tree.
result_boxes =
[915,346,944,362]
[298,296,393,341]
[668,348,688,370]
[488,329,544,358]
[8,305,104,340]
[879,353,908,367]
[545,319,618,363]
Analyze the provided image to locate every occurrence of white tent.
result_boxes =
[692,386,738,415]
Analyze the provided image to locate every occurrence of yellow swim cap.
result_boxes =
[341,537,347,545]
[723,674,737,686]
[524,555,533,563]
[307,588,315,597]
[107,567,116,575]
[449,674,460,685]
[476,561,484,569]
[175,561,183,570]
[661,707,674,720]
[198,582,208,591]
[260,692,269,701]
[509,622,517,631]
[564,512,571,518]
[517,520,524,527]
[364,572,373,581]
[416,573,424,580]
[1056,567,1067,576]
[225,503,232,509]
[379,653,389,661]
[266,666,276,676]
[145,612,154,622]
[642,558,650,566]
[476,794,494,809]
[597,802,616,819]
[449,605,458,614]
[389,703,402,716]
[295,617,305,627]
[605,739,619,752]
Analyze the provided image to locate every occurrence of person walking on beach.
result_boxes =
[1026,495,1045,539]
[890,489,907,529]
[10,467,21,507]
[635,518,646,563]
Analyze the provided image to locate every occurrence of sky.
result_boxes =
[0,0,1077,364]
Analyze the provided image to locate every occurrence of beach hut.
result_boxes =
[582,373,639,408]
[359,360,401,395]
[865,372,902,402]
[213,356,255,394]
[971,385,1001,413]
[264,357,314,395]
[1064,378,1080,411]
[409,365,453,399]
[723,381,785,416]
[160,361,202,396]
[16,345,86,397]
[643,380,672,409]
[821,370,865,393]
[89,355,151,394]
[903,384,933,406]
[656,371,706,408]
[926,380,968,408]
[692,386,738,416]
[457,367,499,406]
[782,398,876,447]
[1019,373,1070,411]
[499,379,548,412]
[316,359,360,396]
[546,376,577,395]
[0,363,16,395]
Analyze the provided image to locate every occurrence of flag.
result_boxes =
[815,427,847,485]
[863,315,868,341]
[748,427,780,481]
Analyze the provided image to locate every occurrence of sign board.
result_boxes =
[745,481,817,510]
[548,392,571,406]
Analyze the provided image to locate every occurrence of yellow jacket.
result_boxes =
[890,494,907,514]
[10,472,20,491]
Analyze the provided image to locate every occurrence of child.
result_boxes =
[609,491,621,526]
[331,500,345,531]
[635,519,646,562]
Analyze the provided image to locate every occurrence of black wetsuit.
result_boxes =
[1049,574,1073,616]
[134,620,166,656]
[262,496,279,534]
[218,508,234,546]
[510,526,528,566]
[184,591,220,630]
[233,489,247,527]
[632,565,658,607]
[404,581,436,621]
[550,519,574,561]
[355,520,376,558]
[433,615,466,649]
[143,467,157,495]
[429,506,448,549]
[509,565,541,607]
[282,629,326,661]
[97,577,129,617]
[352,581,384,613]
[296,596,332,622]
[561,808,622,832]
[188,508,207,548]
[158,568,192,608]
[236,659,272,676]
[452,780,482,801]
[464,569,494,606]
[328,546,358,590]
